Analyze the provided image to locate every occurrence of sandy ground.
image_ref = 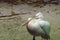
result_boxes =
[0,2,60,40]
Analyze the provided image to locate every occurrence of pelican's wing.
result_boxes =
[39,21,51,35]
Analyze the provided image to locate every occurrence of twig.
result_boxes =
[0,13,20,18]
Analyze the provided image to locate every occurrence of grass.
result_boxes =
[0,3,60,40]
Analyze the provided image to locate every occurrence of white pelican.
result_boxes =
[23,12,51,40]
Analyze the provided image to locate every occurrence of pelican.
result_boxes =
[23,12,51,40]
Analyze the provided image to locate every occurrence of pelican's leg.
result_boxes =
[33,36,35,40]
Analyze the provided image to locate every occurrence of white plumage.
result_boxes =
[35,12,44,19]
[24,12,51,40]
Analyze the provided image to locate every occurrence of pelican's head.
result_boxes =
[35,12,44,19]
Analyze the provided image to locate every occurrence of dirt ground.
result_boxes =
[0,2,60,40]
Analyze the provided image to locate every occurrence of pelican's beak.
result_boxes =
[22,21,28,26]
